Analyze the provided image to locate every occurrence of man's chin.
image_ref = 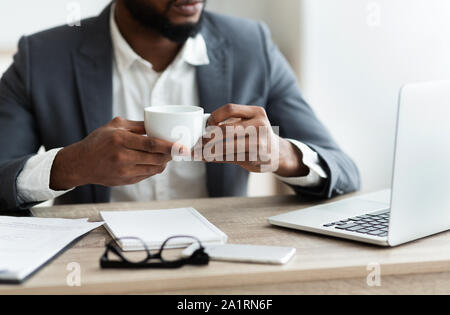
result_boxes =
[166,5,205,30]
[168,15,202,26]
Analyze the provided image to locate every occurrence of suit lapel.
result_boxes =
[73,5,113,203]
[73,54,113,135]
[197,16,232,114]
[73,6,113,135]
[197,16,233,197]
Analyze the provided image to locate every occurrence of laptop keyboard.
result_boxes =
[323,209,390,238]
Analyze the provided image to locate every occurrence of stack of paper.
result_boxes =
[0,216,103,283]
[100,207,228,251]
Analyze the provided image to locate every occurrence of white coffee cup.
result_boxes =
[144,105,211,149]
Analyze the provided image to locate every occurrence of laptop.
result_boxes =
[268,80,450,246]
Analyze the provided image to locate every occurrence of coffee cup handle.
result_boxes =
[203,113,211,134]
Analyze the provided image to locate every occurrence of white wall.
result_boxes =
[299,0,450,191]
[0,0,110,49]
[208,0,301,70]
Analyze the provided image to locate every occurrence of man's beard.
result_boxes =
[123,0,206,43]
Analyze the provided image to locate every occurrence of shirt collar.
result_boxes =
[109,4,209,74]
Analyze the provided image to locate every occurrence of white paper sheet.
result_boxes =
[0,216,103,282]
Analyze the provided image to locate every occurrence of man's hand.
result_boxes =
[50,117,184,190]
[201,104,310,177]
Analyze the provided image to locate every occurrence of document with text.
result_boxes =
[0,216,103,283]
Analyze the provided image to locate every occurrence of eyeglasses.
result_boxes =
[100,235,210,269]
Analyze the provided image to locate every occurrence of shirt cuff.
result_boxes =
[16,148,73,204]
[275,139,328,188]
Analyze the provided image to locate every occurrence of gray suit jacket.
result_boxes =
[0,5,360,212]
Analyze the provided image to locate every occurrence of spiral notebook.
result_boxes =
[100,207,228,251]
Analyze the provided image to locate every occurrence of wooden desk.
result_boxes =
[1,195,450,295]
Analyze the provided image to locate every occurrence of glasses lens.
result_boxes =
[160,236,197,263]
[113,237,151,264]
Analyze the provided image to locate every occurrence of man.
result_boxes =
[0,0,360,212]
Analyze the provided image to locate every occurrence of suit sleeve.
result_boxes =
[0,36,42,211]
[259,23,361,199]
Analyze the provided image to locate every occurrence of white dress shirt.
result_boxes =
[16,6,327,204]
